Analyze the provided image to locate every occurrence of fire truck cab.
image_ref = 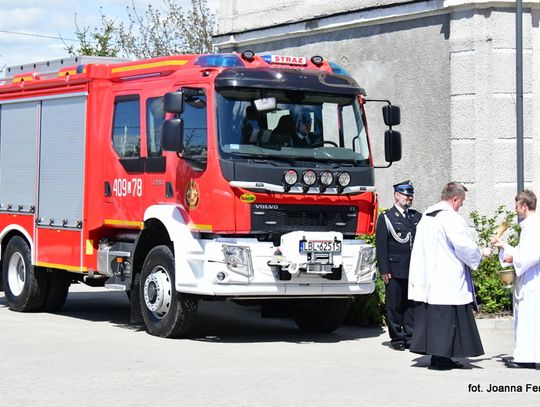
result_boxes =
[0,52,401,337]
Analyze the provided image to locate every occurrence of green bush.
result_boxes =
[470,206,519,315]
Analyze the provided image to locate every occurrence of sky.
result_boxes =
[0,0,220,74]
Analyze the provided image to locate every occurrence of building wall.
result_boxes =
[215,0,540,216]
[218,0,411,34]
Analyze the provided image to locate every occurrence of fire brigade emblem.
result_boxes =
[185,179,200,210]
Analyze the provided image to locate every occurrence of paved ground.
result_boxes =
[0,284,538,407]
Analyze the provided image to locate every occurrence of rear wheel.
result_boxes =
[42,270,71,312]
[2,236,48,312]
[139,245,198,338]
[293,298,351,333]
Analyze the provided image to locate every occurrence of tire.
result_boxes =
[139,245,198,338]
[2,236,48,312]
[293,298,351,334]
[42,270,71,312]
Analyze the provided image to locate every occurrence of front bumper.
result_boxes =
[175,231,376,297]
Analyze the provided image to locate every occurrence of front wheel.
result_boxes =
[139,245,198,338]
[293,298,351,333]
[2,236,48,312]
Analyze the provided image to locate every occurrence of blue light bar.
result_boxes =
[195,54,245,68]
[261,55,272,64]
[329,61,350,76]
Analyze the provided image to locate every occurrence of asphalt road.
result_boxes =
[0,284,538,407]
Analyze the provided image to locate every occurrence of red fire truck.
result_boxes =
[0,51,401,337]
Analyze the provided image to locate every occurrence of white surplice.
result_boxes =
[408,201,482,305]
[500,212,540,363]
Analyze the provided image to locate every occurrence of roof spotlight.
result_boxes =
[311,55,324,67]
[283,169,298,191]
[319,170,333,187]
[303,170,317,187]
[241,50,256,62]
[337,172,351,193]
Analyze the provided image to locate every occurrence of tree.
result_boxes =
[64,14,119,57]
[65,0,215,59]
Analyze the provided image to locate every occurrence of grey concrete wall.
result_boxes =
[215,0,540,218]
[447,7,535,216]
[218,0,413,34]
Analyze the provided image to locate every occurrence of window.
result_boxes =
[146,97,165,158]
[182,90,207,158]
[216,88,368,164]
[112,96,140,158]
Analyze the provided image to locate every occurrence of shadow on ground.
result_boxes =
[0,286,384,344]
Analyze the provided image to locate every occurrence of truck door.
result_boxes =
[172,87,213,231]
[104,93,145,227]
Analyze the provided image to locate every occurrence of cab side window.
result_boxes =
[112,96,141,158]
[146,97,164,158]
[182,91,207,158]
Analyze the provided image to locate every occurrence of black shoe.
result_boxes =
[428,357,464,370]
[390,342,406,351]
[504,360,535,369]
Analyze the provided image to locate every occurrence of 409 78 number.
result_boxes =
[113,178,143,197]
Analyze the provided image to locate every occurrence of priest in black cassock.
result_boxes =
[408,182,491,370]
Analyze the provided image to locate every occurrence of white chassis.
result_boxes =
[144,204,376,297]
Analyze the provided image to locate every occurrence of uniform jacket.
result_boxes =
[408,201,482,305]
[376,205,422,279]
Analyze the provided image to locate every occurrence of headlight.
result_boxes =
[222,245,253,277]
[319,170,333,186]
[283,169,298,186]
[302,170,317,186]
[337,171,351,188]
[355,245,376,278]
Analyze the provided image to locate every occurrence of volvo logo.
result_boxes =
[254,204,279,210]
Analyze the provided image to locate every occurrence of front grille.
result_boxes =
[250,204,357,234]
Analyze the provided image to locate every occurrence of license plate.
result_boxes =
[299,240,342,253]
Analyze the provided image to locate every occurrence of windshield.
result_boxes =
[216,88,370,164]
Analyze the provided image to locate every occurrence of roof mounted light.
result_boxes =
[284,169,298,186]
[329,61,350,75]
[310,55,324,67]
[302,170,317,187]
[241,50,256,62]
[319,170,333,187]
[337,172,351,193]
[194,54,245,68]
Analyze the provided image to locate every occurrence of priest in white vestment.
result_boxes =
[493,189,540,369]
[408,182,490,370]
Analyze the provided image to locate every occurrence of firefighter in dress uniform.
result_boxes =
[376,180,422,351]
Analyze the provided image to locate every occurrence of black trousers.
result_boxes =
[385,277,414,346]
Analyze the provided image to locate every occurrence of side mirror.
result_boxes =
[164,92,184,114]
[384,130,402,162]
[162,119,184,152]
[382,105,401,126]
[253,97,276,112]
